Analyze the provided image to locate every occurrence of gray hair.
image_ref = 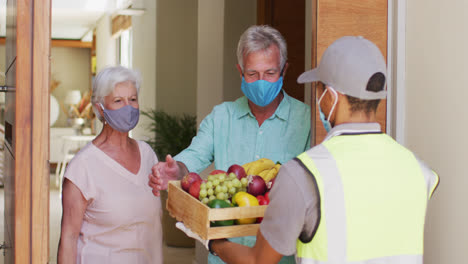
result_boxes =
[237,25,288,72]
[91,65,142,122]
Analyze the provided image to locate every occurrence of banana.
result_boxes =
[263,163,281,183]
[263,168,276,183]
[258,169,270,179]
[247,158,275,176]
[242,160,255,174]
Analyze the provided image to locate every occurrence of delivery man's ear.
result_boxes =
[236,64,243,78]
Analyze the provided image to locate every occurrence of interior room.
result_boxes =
[0,0,467,263]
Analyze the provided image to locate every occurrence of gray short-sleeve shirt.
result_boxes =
[259,158,320,256]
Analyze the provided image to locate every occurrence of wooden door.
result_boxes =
[311,0,388,144]
[257,0,306,102]
[4,0,51,262]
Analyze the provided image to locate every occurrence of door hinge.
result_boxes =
[0,242,9,255]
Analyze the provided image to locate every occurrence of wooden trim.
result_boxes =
[15,0,33,261]
[14,0,50,262]
[1,37,91,48]
[112,15,132,37]
[310,0,318,146]
[32,0,50,262]
[51,39,92,48]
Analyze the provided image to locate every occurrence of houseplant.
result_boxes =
[141,109,197,247]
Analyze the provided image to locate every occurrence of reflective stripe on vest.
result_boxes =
[295,133,438,264]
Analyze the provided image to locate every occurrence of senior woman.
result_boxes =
[58,66,163,264]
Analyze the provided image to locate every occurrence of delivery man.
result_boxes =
[176,36,440,264]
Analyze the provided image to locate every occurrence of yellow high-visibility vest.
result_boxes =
[295,133,438,264]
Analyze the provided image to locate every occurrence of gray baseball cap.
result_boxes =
[297,36,387,100]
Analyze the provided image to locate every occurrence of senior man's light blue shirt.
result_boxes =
[174,91,311,173]
[175,91,308,264]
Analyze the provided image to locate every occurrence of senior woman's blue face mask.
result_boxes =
[100,103,140,133]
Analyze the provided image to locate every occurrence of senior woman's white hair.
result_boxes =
[236,25,288,72]
[91,65,142,122]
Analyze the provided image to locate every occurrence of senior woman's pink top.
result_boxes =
[64,140,163,264]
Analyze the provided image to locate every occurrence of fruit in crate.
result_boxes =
[232,191,259,224]
[209,169,227,176]
[242,158,275,176]
[242,158,281,187]
[181,172,202,192]
[247,175,267,196]
[256,194,270,223]
[208,199,235,226]
[197,168,249,205]
[188,179,203,199]
[227,164,247,180]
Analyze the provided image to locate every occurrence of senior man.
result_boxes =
[149,25,310,264]
[178,36,439,264]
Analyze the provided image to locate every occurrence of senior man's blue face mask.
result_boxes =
[240,68,284,107]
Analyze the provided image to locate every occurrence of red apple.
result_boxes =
[227,164,247,180]
[188,180,202,199]
[181,172,202,192]
[209,169,226,175]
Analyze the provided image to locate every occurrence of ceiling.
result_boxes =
[0,0,128,41]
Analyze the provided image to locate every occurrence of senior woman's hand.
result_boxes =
[148,154,187,196]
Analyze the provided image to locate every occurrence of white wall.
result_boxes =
[131,0,157,141]
[406,1,468,263]
[95,15,117,72]
[155,0,197,116]
[197,0,225,125]
[222,0,257,102]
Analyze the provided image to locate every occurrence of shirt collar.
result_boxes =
[235,90,290,121]
[324,122,382,141]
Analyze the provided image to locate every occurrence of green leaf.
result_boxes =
[141,109,197,160]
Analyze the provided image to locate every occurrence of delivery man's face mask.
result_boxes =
[317,86,338,132]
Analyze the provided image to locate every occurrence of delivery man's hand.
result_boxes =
[148,154,184,196]
[175,222,210,249]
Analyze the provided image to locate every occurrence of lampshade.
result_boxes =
[64,90,82,105]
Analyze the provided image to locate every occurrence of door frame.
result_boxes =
[7,0,51,262]
[386,0,407,145]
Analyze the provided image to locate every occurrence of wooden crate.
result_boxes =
[166,181,267,240]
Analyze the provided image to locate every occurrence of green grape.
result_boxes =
[226,181,233,189]
[216,192,225,200]
[215,185,223,194]
[202,197,210,204]
[222,185,228,193]
[200,183,207,190]
[213,179,220,186]
[207,188,214,196]
[209,195,216,201]
[206,181,213,189]
[207,175,215,182]
[199,189,207,198]
[241,177,248,187]
[228,173,237,179]
[232,178,241,188]
[229,187,236,195]
[218,174,226,182]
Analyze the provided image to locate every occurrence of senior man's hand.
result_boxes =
[148,154,181,196]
